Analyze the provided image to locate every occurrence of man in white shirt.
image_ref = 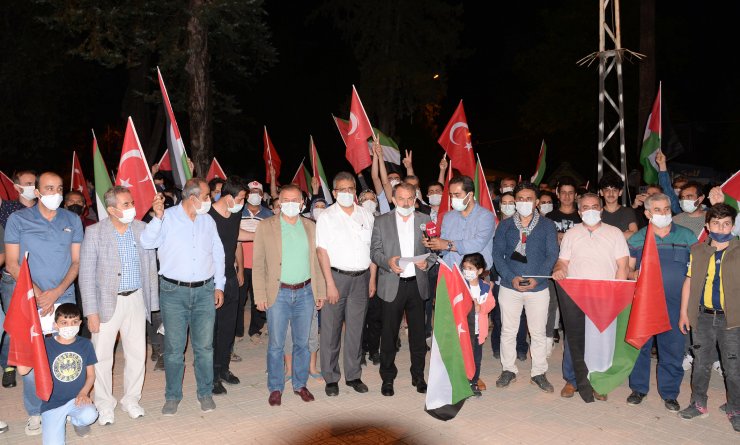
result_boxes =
[316,172,377,396]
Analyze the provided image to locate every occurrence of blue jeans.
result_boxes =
[629,321,685,400]
[266,284,314,393]
[563,338,576,386]
[159,277,216,401]
[41,398,98,445]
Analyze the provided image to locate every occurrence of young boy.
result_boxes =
[678,204,739,432]
[18,303,98,444]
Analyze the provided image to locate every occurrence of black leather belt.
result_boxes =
[162,276,212,288]
[399,276,417,282]
[280,279,311,290]
[118,289,139,296]
[701,307,724,315]
[331,267,369,277]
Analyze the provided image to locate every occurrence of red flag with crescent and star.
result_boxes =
[438,100,476,178]
[115,117,157,220]
[71,151,92,206]
[3,256,53,401]
[334,85,374,174]
[263,126,281,185]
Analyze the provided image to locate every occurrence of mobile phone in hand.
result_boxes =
[519,279,531,286]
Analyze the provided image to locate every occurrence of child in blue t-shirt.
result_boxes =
[18,303,98,445]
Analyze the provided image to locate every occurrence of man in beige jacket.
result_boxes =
[253,184,326,407]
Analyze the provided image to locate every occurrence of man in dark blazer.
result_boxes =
[371,183,435,397]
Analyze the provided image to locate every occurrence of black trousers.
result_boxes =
[236,268,266,337]
[363,295,383,355]
[380,279,427,383]
[214,275,240,377]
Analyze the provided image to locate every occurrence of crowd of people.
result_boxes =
[0,144,738,443]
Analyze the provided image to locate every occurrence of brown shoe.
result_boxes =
[477,379,487,391]
[268,391,282,406]
[593,390,608,401]
[294,387,315,402]
[560,383,576,398]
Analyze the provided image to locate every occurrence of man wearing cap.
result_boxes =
[237,180,273,346]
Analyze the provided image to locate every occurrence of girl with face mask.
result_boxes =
[499,192,516,219]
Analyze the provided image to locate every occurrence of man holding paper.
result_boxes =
[371,183,435,396]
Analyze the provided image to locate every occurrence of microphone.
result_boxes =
[420,223,429,239]
[424,220,439,238]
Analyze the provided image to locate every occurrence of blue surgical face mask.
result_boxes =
[214,192,221,202]
[709,231,735,243]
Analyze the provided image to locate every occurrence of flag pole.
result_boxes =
[352,85,376,140]
[128,116,157,191]
[71,151,76,192]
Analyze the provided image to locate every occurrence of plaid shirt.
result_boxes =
[116,226,141,292]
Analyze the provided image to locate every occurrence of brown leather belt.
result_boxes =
[280,279,311,290]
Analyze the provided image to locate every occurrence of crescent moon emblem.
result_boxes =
[449,122,469,145]
[348,112,359,136]
[119,149,143,165]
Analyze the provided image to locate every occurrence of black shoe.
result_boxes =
[381,381,394,397]
[470,383,482,397]
[627,391,647,405]
[517,352,528,362]
[325,382,339,397]
[154,354,165,371]
[220,370,240,385]
[493,351,500,360]
[345,379,368,393]
[212,380,227,395]
[2,369,17,388]
[664,399,680,412]
[369,352,381,366]
[413,379,427,394]
[150,348,159,362]
[496,371,517,388]
[360,353,367,367]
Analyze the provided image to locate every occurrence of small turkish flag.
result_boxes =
[115,117,157,220]
[334,85,373,174]
[206,157,227,182]
[438,100,476,178]
[71,151,92,207]
[263,126,281,184]
[3,256,53,401]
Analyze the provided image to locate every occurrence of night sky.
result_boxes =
[2,1,738,188]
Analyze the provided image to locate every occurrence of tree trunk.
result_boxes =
[185,0,212,178]
[637,0,656,152]
[121,59,152,161]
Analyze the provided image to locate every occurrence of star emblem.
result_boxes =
[30,325,40,339]
[457,323,466,336]
[77,185,84,193]
[119,178,132,188]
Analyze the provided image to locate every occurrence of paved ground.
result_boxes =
[0,326,736,444]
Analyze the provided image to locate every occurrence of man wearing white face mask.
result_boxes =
[624,193,697,412]
[140,177,225,416]
[79,186,159,425]
[552,193,629,400]
[673,182,707,238]
[316,172,376,396]
[4,171,83,435]
[207,177,248,395]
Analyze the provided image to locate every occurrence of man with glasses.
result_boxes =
[316,172,376,396]
[599,174,638,239]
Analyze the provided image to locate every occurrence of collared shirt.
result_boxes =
[559,223,629,279]
[395,211,415,277]
[440,203,496,268]
[280,217,310,284]
[240,205,274,269]
[4,205,83,292]
[0,199,25,228]
[316,203,374,271]
[115,225,141,292]
[140,204,226,290]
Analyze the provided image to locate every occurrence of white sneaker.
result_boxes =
[121,404,145,419]
[0,420,8,433]
[98,409,115,426]
[25,415,41,436]
[682,353,693,371]
[712,360,723,377]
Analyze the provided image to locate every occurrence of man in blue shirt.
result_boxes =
[626,192,697,412]
[492,182,559,392]
[4,171,83,436]
[140,178,225,416]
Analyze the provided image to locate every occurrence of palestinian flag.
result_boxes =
[556,278,638,401]
[474,154,498,226]
[206,157,227,181]
[309,136,333,204]
[369,127,400,165]
[92,130,112,220]
[720,169,740,210]
[157,67,193,187]
[639,84,661,185]
[530,140,547,185]
[425,262,474,421]
[291,159,312,197]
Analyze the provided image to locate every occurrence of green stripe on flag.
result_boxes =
[589,304,641,395]
[180,150,193,180]
[639,132,660,185]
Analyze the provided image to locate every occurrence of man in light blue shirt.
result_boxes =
[423,175,496,269]
[140,178,225,416]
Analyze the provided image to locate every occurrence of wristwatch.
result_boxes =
[447,241,453,251]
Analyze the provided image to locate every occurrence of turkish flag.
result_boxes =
[3,257,53,401]
[334,86,373,174]
[115,117,157,220]
[71,151,92,207]
[438,100,476,178]
[263,126,281,184]
[206,157,227,182]
[625,224,672,349]
[0,171,19,201]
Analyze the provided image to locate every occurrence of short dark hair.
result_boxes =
[449,175,475,194]
[514,181,539,199]
[55,303,81,322]
[557,176,577,190]
[538,190,554,201]
[279,183,302,197]
[332,171,356,189]
[461,253,487,277]
[598,173,624,190]
[706,203,737,224]
[500,176,517,185]
[64,190,84,201]
[220,176,246,199]
[646,183,663,193]
[427,181,444,191]
[500,191,515,200]
[393,182,416,197]
[35,171,62,189]
[13,170,36,184]
[208,177,226,192]
[680,181,704,197]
